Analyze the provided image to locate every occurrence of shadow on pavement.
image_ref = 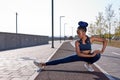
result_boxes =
[41,69,109,80]
[42,69,120,80]
[20,57,36,61]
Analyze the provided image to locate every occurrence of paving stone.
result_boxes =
[11,77,29,80]
[0,77,12,80]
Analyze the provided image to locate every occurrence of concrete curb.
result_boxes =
[46,42,64,62]
[28,42,64,80]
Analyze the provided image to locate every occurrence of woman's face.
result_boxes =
[77,29,85,39]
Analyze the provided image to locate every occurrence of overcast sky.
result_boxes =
[0,0,119,37]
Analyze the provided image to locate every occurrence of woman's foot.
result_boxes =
[84,63,94,72]
[33,60,46,69]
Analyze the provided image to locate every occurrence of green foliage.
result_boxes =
[88,4,120,41]
[115,26,120,36]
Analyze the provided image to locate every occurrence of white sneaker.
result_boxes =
[84,63,94,72]
[33,60,45,69]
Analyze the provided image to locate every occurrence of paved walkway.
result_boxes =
[0,40,118,80]
[35,42,109,80]
[0,41,61,80]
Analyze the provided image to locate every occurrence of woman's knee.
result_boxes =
[96,54,101,59]
[89,54,101,64]
[94,54,101,61]
[94,53,101,61]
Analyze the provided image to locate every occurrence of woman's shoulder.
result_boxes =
[88,36,96,43]
[75,40,80,45]
[75,40,80,43]
[89,36,95,39]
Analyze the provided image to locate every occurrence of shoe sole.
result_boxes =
[84,64,94,72]
[33,61,45,71]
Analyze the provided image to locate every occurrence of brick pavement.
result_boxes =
[0,58,35,80]
[35,42,109,80]
[0,41,61,80]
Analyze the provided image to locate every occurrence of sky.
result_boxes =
[0,0,120,37]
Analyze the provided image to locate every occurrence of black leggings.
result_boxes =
[46,54,101,65]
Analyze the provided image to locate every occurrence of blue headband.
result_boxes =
[78,21,88,28]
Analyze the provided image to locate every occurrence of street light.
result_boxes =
[16,12,18,34]
[64,23,67,41]
[72,27,73,38]
[51,0,54,48]
[118,7,120,36]
[60,16,65,43]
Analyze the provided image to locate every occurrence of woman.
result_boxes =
[34,21,107,72]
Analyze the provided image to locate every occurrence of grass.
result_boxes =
[93,40,120,48]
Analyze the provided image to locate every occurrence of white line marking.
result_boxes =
[94,63,116,80]
[112,52,120,55]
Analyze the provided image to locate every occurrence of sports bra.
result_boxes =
[79,36,91,51]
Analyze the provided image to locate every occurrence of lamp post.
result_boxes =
[64,23,67,41]
[118,7,120,36]
[51,0,54,48]
[16,12,18,34]
[72,27,73,38]
[60,16,65,43]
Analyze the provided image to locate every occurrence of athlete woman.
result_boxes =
[34,21,107,72]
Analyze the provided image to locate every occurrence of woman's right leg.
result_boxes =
[34,54,90,68]
[34,54,82,68]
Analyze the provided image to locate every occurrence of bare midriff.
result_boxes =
[81,50,91,55]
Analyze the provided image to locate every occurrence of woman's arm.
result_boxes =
[75,41,97,57]
[90,36,108,54]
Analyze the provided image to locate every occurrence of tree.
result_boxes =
[105,4,115,42]
[114,7,120,38]
[95,12,105,37]
[115,24,120,36]
[103,21,108,38]
[88,23,96,36]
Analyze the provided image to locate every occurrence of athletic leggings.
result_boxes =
[46,53,101,65]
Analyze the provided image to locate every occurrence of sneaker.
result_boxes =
[33,60,45,69]
[84,63,94,72]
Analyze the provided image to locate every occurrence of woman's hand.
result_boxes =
[93,50,103,54]
[91,50,102,57]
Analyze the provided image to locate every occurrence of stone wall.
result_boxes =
[0,32,49,51]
